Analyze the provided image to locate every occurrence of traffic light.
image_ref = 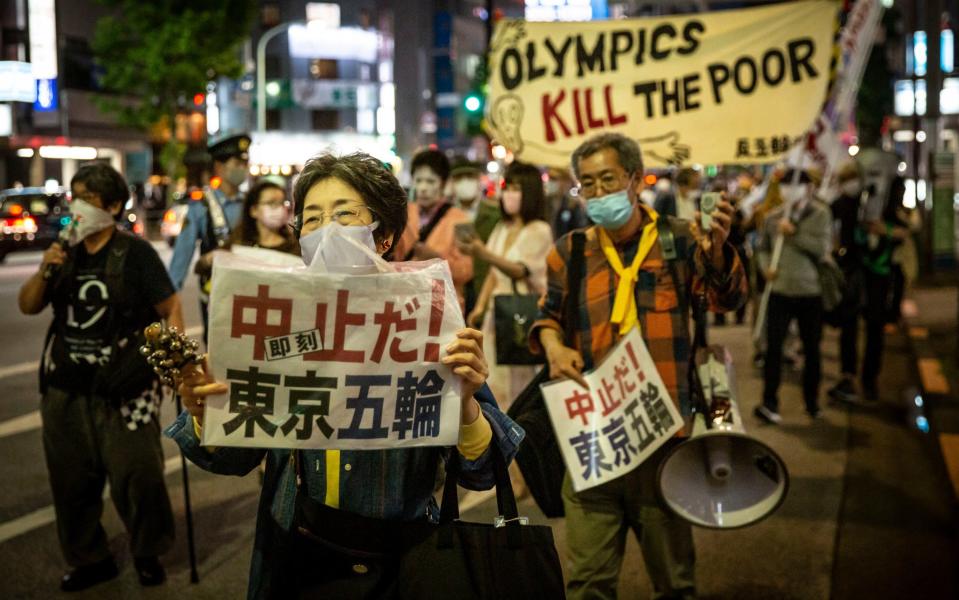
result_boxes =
[464,90,485,136]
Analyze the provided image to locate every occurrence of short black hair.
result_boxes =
[675,167,700,187]
[71,163,129,222]
[570,133,644,180]
[410,149,451,183]
[293,153,408,260]
[503,161,545,224]
[234,180,290,246]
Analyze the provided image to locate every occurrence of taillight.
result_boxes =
[134,222,145,235]
[163,209,178,224]
[2,216,37,233]
[22,216,37,233]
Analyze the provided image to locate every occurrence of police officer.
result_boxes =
[167,133,249,340]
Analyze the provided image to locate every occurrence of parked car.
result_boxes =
[0,187,70,263]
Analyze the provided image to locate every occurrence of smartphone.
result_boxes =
[454,222,477,242]
[700,192,721,232]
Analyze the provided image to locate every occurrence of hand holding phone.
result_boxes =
[700,192,721,232]
[454,222,477,242]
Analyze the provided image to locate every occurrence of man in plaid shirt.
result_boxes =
[530,133,748,600]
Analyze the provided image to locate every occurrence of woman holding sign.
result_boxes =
[163,153,524,599]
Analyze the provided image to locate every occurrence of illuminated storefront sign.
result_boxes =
[0,62,38,102]
[29,0,58,79]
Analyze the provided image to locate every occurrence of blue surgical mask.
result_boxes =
[586,190,634,229]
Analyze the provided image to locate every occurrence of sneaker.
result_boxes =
[828,379,859,404]
[808,408,824,420]
[754,405,782,424]
[60,557,119,592]
[861,382,879,403]
[134,557,166,587]
[752,353,765,369]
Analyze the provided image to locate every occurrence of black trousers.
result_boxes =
[762,293,823,414]
[862,272,892,388]
[41,387,175,567]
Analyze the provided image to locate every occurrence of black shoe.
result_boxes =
[828,379,859,404]
[134,556,166,587]
[808,408,824,420]
[60,557,119,592]
[753,353,765,369]
[754,405,782,424]
[861,382,879,403]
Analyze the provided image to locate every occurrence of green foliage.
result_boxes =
[91,0,253,131]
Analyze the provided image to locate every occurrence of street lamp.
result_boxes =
[256,20,305,131]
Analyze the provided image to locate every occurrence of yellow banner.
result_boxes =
[486,1,838,169]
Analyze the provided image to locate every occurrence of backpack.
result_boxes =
[41,231,158,403]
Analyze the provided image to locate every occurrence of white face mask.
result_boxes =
[840,180,862,197]
[299,221,380,272]
[453,178,479,202]
[68,199,116,244]
[257,205,288,231]
[779,183,807,205]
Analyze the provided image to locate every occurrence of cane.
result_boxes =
[141,323,205,584]
[174,391,201,583]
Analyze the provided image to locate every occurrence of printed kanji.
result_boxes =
[392,371,417,440]
[280,371,337,440]
[614,357,637,396]
[565,388,595,426]
[231,285,293,360]
[598,376,622,417]
[568,430,612,480]
[371,301,417,363]
[754,137,769,157]
[625,399,656,451]
[338,374,391,439]
[601,416,638,467]
[640,382,674,436]
[304,289,366,363]
[735,138,750,158]
[413,369,444,439]
[295,331,320,353]
[267,336,291,359]
[222,366,281,438]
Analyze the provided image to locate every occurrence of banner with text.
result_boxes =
[487,0,838,168]
[542,328,682,492]
[203,254,464,449]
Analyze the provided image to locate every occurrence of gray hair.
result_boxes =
[570,133,644,180]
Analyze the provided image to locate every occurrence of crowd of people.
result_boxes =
[17,128,913,599]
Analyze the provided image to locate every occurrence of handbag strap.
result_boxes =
[565,231,586,347]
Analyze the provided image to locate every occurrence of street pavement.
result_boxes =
[0,247,956,599]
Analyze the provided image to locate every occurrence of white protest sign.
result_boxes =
[542,327,682,492]
[203,252,464,449]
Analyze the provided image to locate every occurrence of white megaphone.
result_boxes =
[657,345,789,529]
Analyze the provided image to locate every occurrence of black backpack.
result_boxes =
[41,231,158,403]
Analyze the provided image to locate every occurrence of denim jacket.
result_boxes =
[165,384,524,599]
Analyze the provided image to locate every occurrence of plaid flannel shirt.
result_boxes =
[529,206,749,430]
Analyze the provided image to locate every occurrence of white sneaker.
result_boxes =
[754,405,783,424]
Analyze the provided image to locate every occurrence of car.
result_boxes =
[160,194,190,247]
[0,187,70,263]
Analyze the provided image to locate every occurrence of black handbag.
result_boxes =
[493,280,544,366]
[506,231,586,519]
[277,447,565,600]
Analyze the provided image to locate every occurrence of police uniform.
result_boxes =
[167,134,249,338]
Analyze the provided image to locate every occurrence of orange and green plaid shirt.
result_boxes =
[530,206,748,428]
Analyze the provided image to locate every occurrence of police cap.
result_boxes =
[208,133,251,163]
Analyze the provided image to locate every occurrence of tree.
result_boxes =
[91,0,253,184]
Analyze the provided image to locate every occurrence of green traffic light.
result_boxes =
[464,95,482,113]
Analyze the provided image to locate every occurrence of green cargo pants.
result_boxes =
[41,386,175,567]
[562,440,696,600]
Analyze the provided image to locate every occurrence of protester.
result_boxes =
[393,149,474,305]
[653,166,702,219]
[744,166,786,367]
[18,164,183,591]
[168,133,249,339]
[460,161,553,408]
[827,162,865,403]
[449,156,501,316]
[530,133,748,600]
[715,178,750,326]
[165,152,523,599]
[856,176,910,401]
[755,169,831,423]
[545,167,588,239]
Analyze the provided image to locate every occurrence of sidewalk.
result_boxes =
[464,316,959,599]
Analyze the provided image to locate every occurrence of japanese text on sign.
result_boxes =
[205,254,464,449]
[542,328,682,492]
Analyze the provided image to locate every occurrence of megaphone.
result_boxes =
[657,345,789,529]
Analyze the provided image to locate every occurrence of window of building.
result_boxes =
[312,109,339,130]
[309,59,338,80]
[266,109,281,130]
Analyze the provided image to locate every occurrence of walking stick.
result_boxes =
[141,323,205,584]
[174,391,201,584]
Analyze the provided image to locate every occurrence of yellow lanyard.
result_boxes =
[597,210,659,334]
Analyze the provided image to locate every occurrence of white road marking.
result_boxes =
[0,456,184,544]
[0,326,204,441]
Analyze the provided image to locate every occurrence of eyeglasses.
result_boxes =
[577,174,628,198]
[258,199,290,209]
[293,204,374,232]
